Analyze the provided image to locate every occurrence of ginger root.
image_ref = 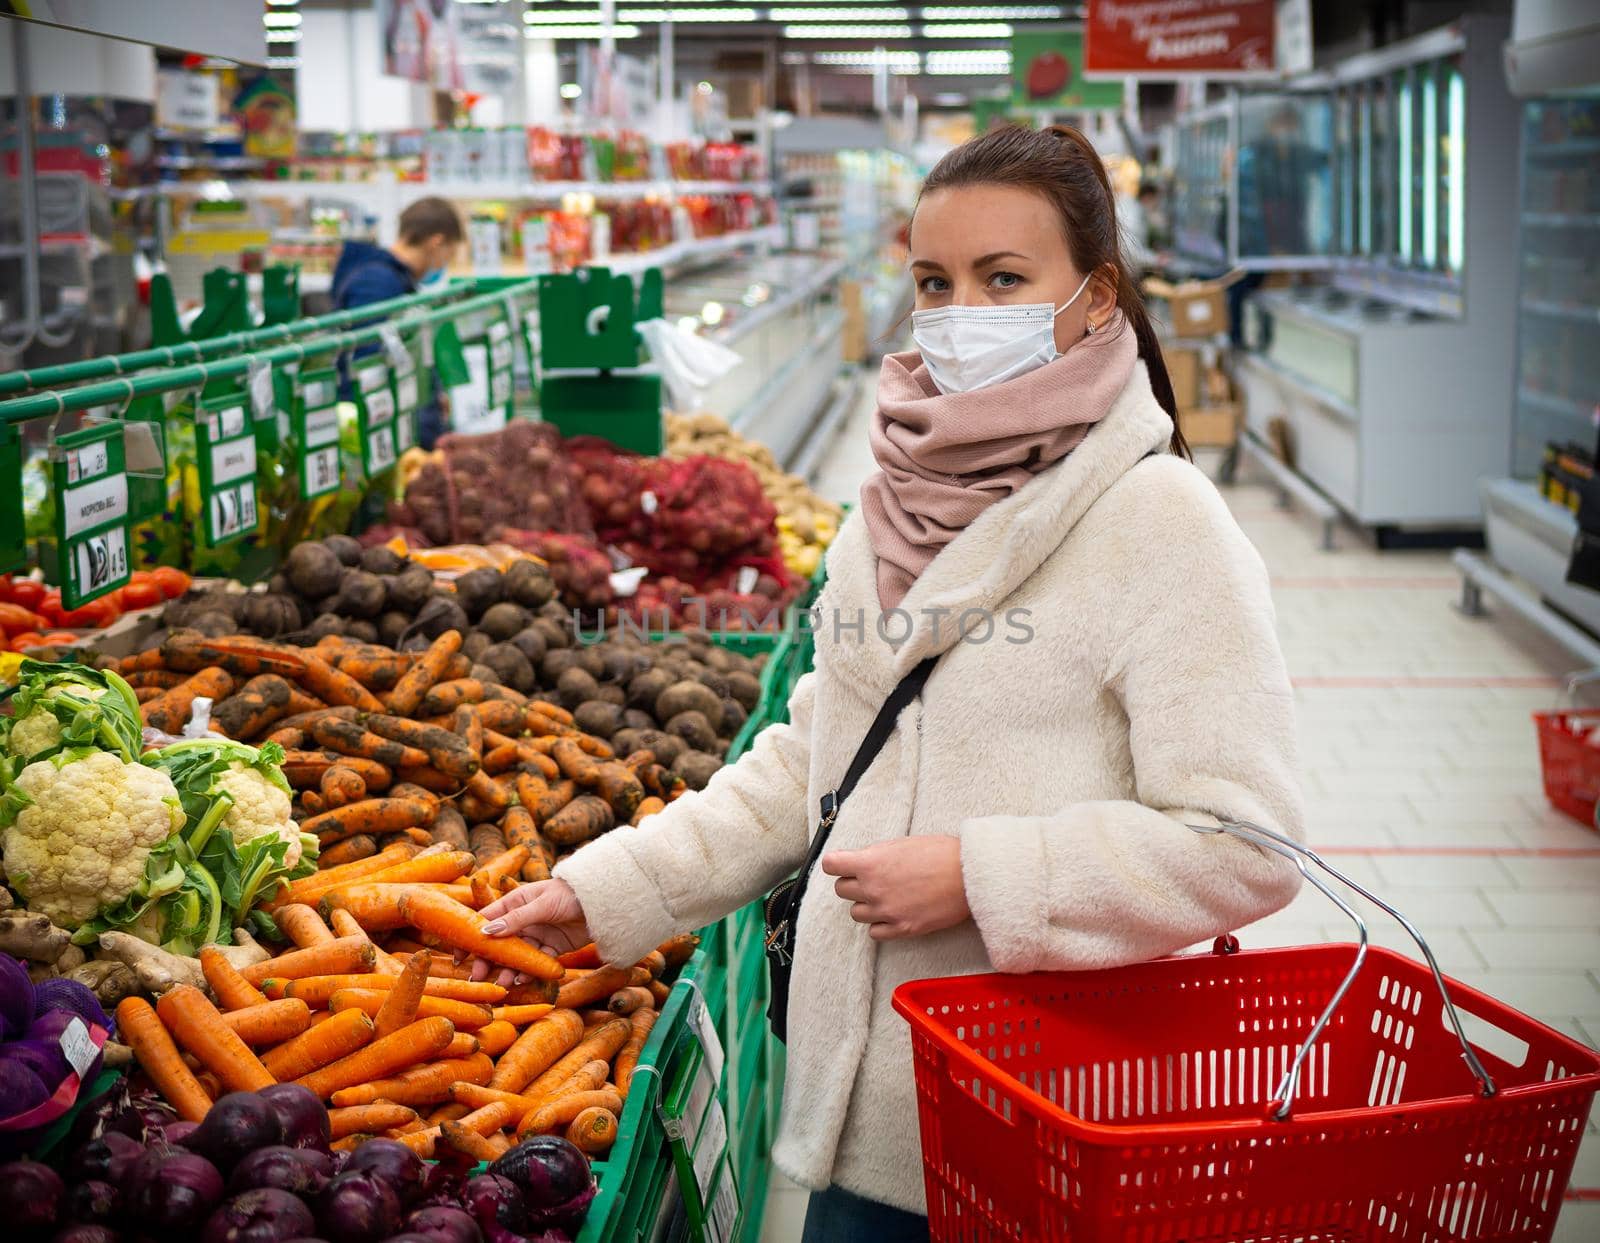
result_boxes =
[0,912,71,962]
[55,944,87,974]
[215,927,270,970]
[95,932,205,995]
[102,1041,134,1069]
[67,959,139,1008]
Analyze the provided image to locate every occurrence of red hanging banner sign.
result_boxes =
[1085,0,1278,76]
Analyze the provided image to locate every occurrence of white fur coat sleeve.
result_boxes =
[553,672,817,967]
[957,462,1305,973]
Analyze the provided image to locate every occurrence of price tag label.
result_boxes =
[195,395,259,547]
[452,343,505,435]
[48,422,131,607]
[394,409,416,453]
[353,357,399,479]
[58,1017,100,1080]
[689,990,724,1084]
[692,1097,728,1201]
[705,1162,740,1243]
[293,367,343,499]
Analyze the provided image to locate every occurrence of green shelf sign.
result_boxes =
[0,422,24,575]
[195,393,260,547]
[353,356,398,478]
[293,367,342,499]
[48,422,131,608]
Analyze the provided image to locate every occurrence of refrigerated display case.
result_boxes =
[1171,104,1230,270]
[1226,16,1520,535]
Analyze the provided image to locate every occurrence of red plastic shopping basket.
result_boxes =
[892,823,1600,1243]
[1533,707,1600,827]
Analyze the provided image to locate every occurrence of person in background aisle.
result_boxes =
[471,125,1304,1242]
[331,196,463,448]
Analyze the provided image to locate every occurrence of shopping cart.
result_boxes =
[892,821,1600,1243]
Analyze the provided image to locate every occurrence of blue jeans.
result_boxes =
[802,1186,929,1243]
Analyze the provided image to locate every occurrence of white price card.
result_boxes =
[249,362,275,423]
[303,405,341,449]
[67,440,108,484]
[73,527,128,596]
[305,445,341,494]
[397,373,419,414]
[210,483,258,541]
[395,411,416,453]
[705,1163,740,1243]
[210,436,256,486]
[692,1098,728,1201]
[365,387,396,426]
[58,1017,100,1079]
[367,430,397,473]
[690,991,725,1084]
[61,474,129,540]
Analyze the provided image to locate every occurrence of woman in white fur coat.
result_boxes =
[474,124,1305,1241]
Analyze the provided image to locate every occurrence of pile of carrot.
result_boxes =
[114,628,688,874]
[115,859,698,1161]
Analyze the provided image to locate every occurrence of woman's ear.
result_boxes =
[1086,264,1120,333]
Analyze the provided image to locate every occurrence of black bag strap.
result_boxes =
[809,654,939,852]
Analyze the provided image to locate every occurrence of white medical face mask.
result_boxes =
[911,271,1094,395]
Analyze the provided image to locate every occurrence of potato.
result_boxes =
[673,750,724,791]
[656,681,724,733]
[541,649,582,686]
[285,541,344,599]
[480,602,532,642]
[454,568,504,620]
[665,710,718,753]
[463,630,494,661]
[573,700,623,739]
[725,670,761,712]
[627,669,674,715]
[481,643,536,693]
[557,667,601,709]
[360,545,406,576]
[510,626,549,666]
[614,727,686,767]
[324,534,363,566]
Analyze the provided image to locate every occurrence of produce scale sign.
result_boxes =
[293,368,343,500]
[0,422,24,574]
[1010,29,1124,111]
[195,393,260,547]
[391,341,421,455]
[48,422,131,609]
[353,356,399,478]
[487,313,516,417]
[1084,0,1277,76]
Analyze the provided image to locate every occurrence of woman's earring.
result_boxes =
[1085,320,1098,335]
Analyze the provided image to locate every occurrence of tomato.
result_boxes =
[0,604,48,632]
[36,589,65,627]
[150,566,193,599]
[119,580,164,610]
[57,597,121,629]
[8,632,47,649]
[4,578,46,610]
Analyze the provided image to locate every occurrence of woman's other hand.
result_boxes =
[821,836,971,940]
[466,878,593,986]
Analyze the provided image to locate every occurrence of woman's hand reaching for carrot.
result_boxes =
[468,879,593,985]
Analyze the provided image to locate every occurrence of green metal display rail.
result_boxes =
[0,278,537,424]
[0,280,473,399]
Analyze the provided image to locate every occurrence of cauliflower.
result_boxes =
[0,661,141,765]
[214,762,303,870]
[7,710,64,762]
[0,750,185,928]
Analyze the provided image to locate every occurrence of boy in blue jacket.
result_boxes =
[333,196,463,448]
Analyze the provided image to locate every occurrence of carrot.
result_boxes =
[282,973,506,1006]
[329,989,493,1031]
[474,1021,519,1058]
[385,828,438,850]
[133,686,164,704]
[261,1008,375,1081]
[438,1123,501,1163]
[550,738,600,786]
[427,1102,472,1125]
[299,654,385,713]
[468,823,507,868]
[522,1018,630,1101]
[523,1088,623,1137]
[396,889,563,982]
[278,705,359,733]
[441,1031,480,1059]
[267,726,307,749]
[501,977,561,1007]
[326,1053,494,1108]
[463,766,510,816]
[483,743,530,775]
[320,765,368,810]
[364,713,479,782]
[533,780,579,828]
[300,791,327,818]
[199,945,268,1011]
[453,704,485,761]
[470,845,529,889]
[579,1009,614,1027]
[161,635,308,678]
[274,903,337,949]
[141,667,236,733]
[295,1015,455,1100]
[488,1009,585,1092]
[117,649,169,675]
[614,1007,657,1098]
[543,1058,611,1104]
[417,679,490,716]
[318,836,377,868]
[392,765,462,796]
[607,987,652,1016]
[327,909,404,975]
[221,998,313,1046]
[657,933,699,970]
[303,797,438,846]
[353,849,475,888]
[395,1129,438,1157]
[385,631,463,717]
[637,950,667,978]
[241,935,375,986]
[543,795,615,847]
[213,674,295,740]
[556,965,632,1010]
[527,701,574,727]
[567,1107,618,1154]
[647,979,669,1007]
[429,804,470,852]
[264,841,416,910]
[115,997,214,1122]
[558,944,603,970]
[374,950,429,1039]
[329,1103,417,1140]
[279,750,393,793]
[449,1082,542,1121]
[125,669,188,690]
[328,651,414,693]
[491,1004,555,1027]
[156,985,275,1092]
[469,700,527,734]
[312,717,429,769]
[631,796,666,825]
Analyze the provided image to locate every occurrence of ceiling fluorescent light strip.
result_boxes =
[525,9,603,20]
[618,7,759,20]
[523,23,641,37]
[920,5,1059,17]
[766,6,909,18]
[782,23,913,37]
[922,22,1012,36]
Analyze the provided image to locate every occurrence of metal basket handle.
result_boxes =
[1188,819,1497,1121]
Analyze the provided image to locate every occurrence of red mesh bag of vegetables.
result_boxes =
[389,422,591,545]
[644,455,777,561]
[563,436,649,540]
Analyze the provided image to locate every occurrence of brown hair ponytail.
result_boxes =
[918,123,1190,459]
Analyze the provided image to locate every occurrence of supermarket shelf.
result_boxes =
[593,226,781,276]
[1455,548,1600,672]
[1523,211,1600,227]
[1479,476,1600,639]
[1518,386,1596,420]
[1520,297,1600,325]
[157,155,265,171]
[790,367,863,484]
[224,178,771,204]
[716,256,848,346]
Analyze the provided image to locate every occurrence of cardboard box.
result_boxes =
[1166,347,1200,410]
[1143,270,1246,339]
[1181,402,1241,449]
[840,279,866,363]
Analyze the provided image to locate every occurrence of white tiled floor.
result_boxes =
[760,388,1600,1242]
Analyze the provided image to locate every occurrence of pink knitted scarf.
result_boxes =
[861,313,1138,610]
